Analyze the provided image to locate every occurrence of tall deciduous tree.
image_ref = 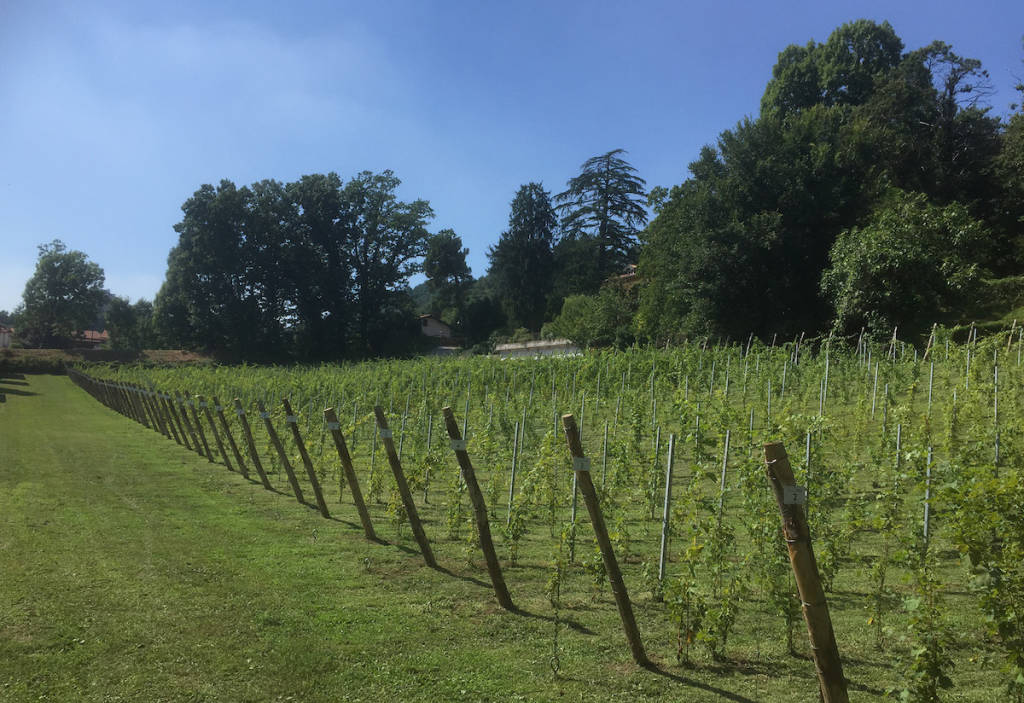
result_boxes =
[15,240,106,348]
[154,170,433,359]
[340,170,433,355]
[555,149,648,287]
[106,297,155,351]
[488,183,556,331]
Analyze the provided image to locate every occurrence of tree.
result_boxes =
[821,190,989,339]
[154,170,433,360]
[106,297,155,351]
[424,228,471,324]
[15,240,106,348]
[153,180,276,359]
[762,20,903,117]
[544,283,636,349]
[555,149,648,287]
[340,170,433,354]
[488,183,557,331]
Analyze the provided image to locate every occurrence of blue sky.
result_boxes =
[2,0,1022,313]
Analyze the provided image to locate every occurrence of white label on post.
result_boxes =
[236,409,246,417]
[783,485,808,505]
[573,456,591,472]
[259,411,270,419]
[450,439,467,451]
[199,401,208,408]
[327,421,341,431]
[215,405,223,412]
[285,415,298,424]
[379,428,393,439]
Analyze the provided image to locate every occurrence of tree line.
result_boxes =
[8,20,1023,356]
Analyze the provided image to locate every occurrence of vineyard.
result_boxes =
[67,331,1024,701]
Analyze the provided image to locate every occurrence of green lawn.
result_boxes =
[0,374,1002,701]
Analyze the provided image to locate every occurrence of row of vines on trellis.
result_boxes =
[72,329,1024,700]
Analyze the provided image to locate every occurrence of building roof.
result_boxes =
[78,330,110,343]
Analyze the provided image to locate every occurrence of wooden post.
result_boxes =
[282,399,330,518]
[324,408,377,540]
[374,406,436,568]
[187,393,214,460]
[158,392,184,446]
[174,392,202,455]
[198,395,234,472]
[562,414,648,666]
[141,389,167,437]
[233,399,272,489]
[441,406,514,610]
[213,396,249,480]
[763,442,848,703]
[257,400,305,504]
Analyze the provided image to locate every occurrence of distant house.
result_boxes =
[0,326,12,348]
[419,314,452,339]
[74,330,109,349]
[494,338,580,359]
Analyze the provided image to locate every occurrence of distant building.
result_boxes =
[419,314,453,339]
[493,338,580,359]
[0,326,12,348]
[73,330,109,349]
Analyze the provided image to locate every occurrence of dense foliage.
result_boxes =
[13,240,107,348]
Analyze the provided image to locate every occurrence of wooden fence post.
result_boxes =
[562,414,649,666]
[324,408,377,540]
[175,391,203,456]
[256,400,306,504]
[141,388,167,437]
[441,406,514,610]
[214,396,249,480]
[198,395,234,472]
[373,406,436,568]
[186,393,214,460]
[233,399,273,490]
[763,442,848,703]
[158,392,184,446]
[282,399,330,519]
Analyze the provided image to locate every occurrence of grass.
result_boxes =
[0,373,1006,701]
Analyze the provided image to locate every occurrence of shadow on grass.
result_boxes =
[505,604,595,635]
[0,379,29,386]
[640,662,760,703]
[0,385,38,396]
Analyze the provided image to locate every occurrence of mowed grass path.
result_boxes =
[2,374,892,702]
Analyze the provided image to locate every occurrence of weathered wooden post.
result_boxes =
[562,414,649,666]
[233,399,273,489]
[441,406,514,610]
[256,400,306,504]
[158,392,184,446]
[198,395,234,472]
[186,393,214,459]
[175,391,203,456]
[374,406,436,568]
[763,442,848,703]
[213,396,249,480]
[324,408,377,540]
[282,399,330,518]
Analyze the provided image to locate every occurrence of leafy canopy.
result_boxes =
[15,240,106,348]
